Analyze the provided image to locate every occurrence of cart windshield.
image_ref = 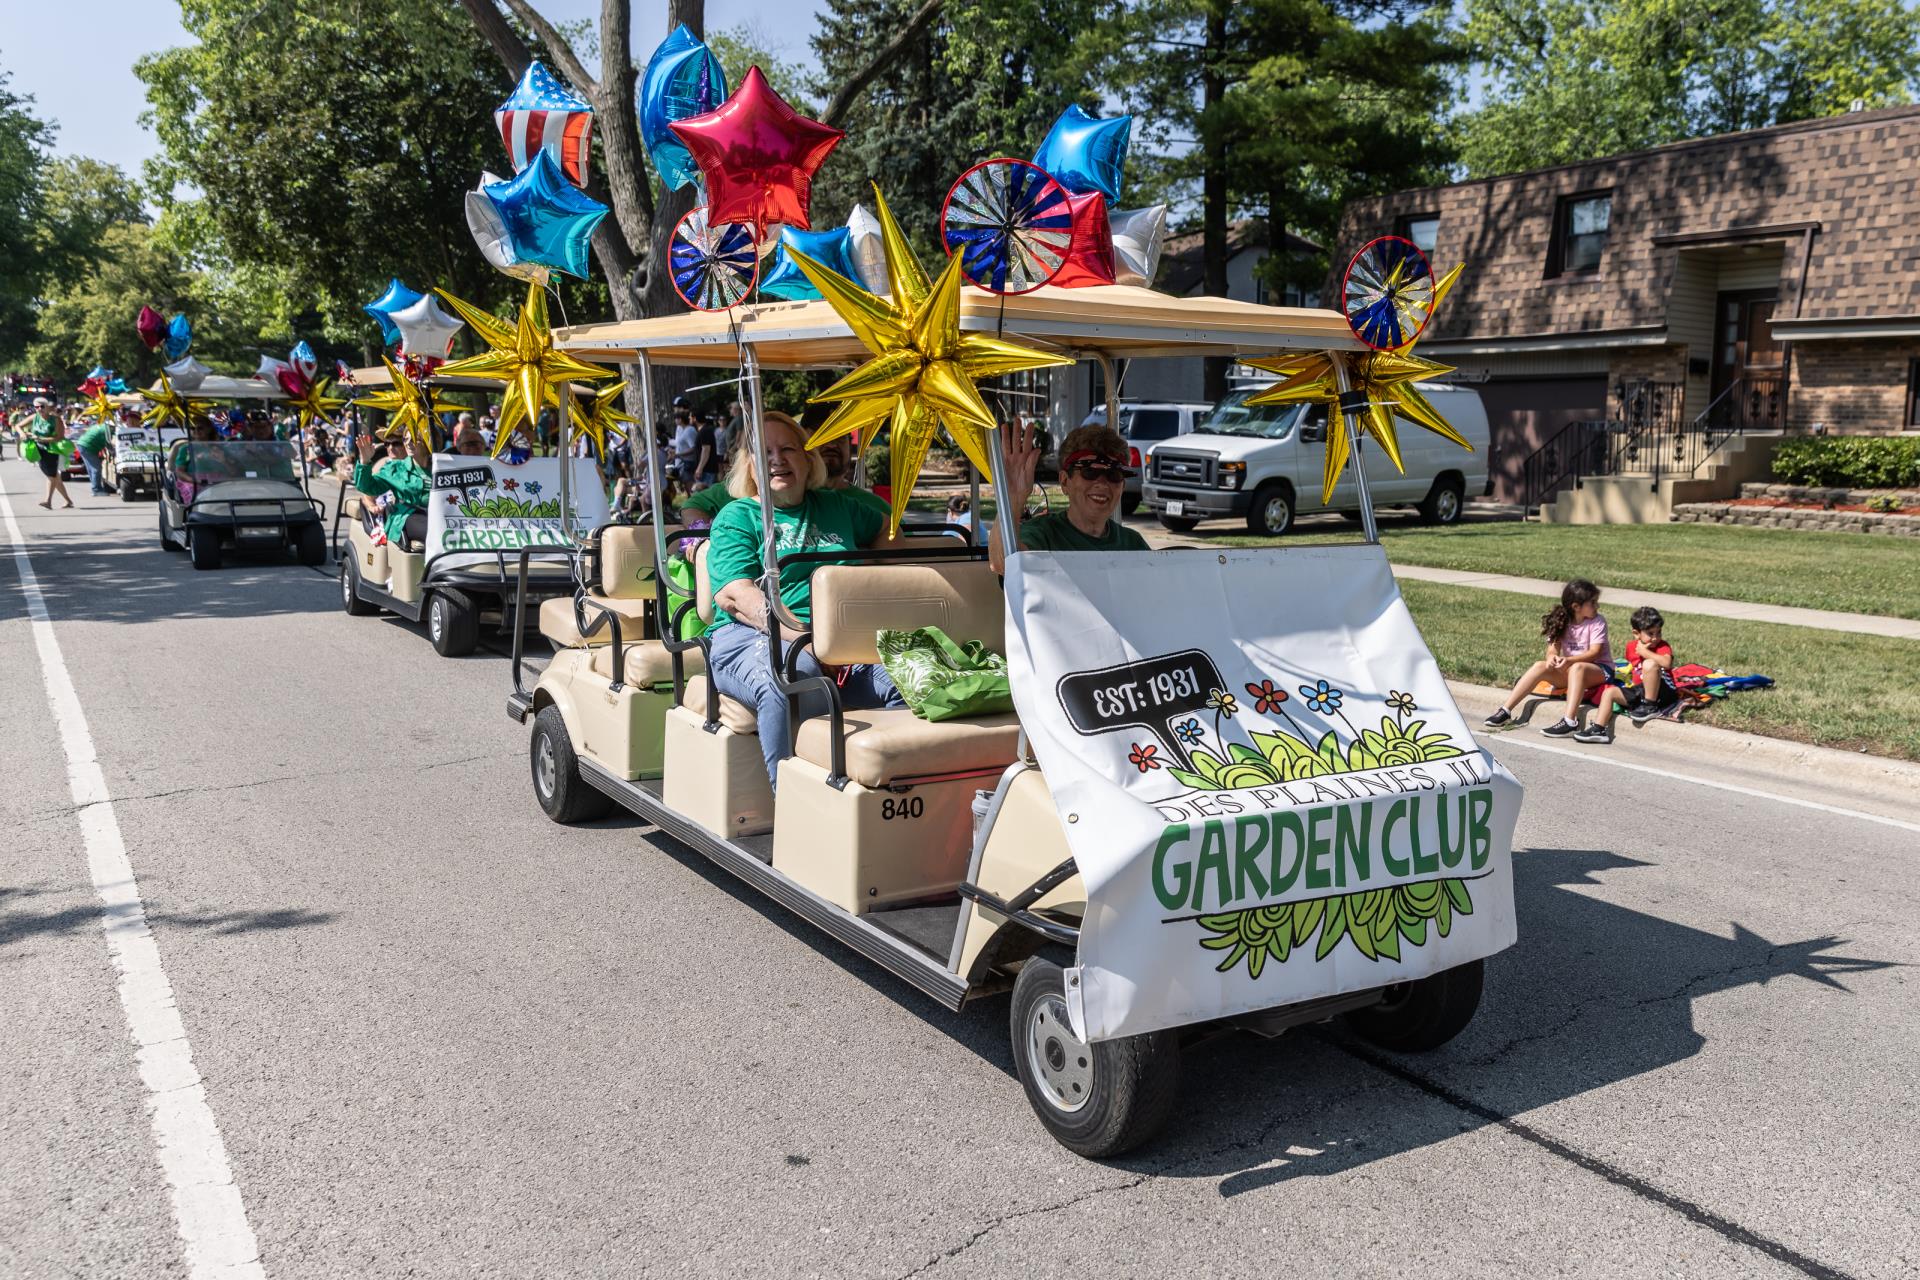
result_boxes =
[1197,390,1302,439]
[175,440,299,483]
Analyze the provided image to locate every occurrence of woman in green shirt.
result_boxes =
[352,427,433,547]
[988,420,1148,572]
[706,411,906,789]
[27,399,74,509]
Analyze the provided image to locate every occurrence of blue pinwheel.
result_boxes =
[941,159,1073,295]
[1343,236,1436,351]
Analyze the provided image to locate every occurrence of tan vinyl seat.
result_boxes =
[793,561,1017,785]
[587,641,702,685]
[540,526,683,648]
[539,595,653,647]
[679,675,757,735]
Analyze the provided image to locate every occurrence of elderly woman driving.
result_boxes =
[706,411,907,790]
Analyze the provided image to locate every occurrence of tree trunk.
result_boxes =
[1201,6,1230,404]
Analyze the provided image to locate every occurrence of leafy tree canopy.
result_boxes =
[0,71,56,365]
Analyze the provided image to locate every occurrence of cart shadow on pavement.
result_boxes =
[1137,844,1899,1193]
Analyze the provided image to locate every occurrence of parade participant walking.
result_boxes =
[27,398,74,509]
[74,415,112,495]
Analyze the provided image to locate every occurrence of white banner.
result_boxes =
[425,455,609,569]
[1004,543,1521,1042]
[112,426,183,469]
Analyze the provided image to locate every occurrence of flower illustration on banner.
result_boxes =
[502,477,520,491]
[445,493,461,506]
[1174,718,1203,746]
[525,481,544,498]
[1386,689,1417,717]
[1344,715,1465,770]
[1301,680,1343,714]
[1205,688,1239,716]
[1245,679,1287,714]
[1128,743,1162,772]
[1199,879,1475,976]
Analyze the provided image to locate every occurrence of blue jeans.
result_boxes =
[80,447,106,493]
[707,621,904,790]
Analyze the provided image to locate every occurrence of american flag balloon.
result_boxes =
[494,61,594,187]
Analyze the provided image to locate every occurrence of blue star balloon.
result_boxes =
[759,224,863,301]
[1032,104,1134,203]
[484,149,609,280]
[640,23,728,191]
[86,364,111,381]
[164,313,193,361]
[106,377,128,394]
[364,278,423,347]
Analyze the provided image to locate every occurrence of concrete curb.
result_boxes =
[1447,678,1920,828]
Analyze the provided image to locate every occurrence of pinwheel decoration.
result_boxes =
[141,371,218,433]
[357,357,457,451]
[1343,235,1439,351]
[568,380,636,459]
[433,280,614,459]
[1242,248,1468,503]
[940,158,1072,294]
[788,185,1073,535]
[669,206,760,310]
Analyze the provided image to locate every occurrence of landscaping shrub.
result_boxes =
[1771,436,1920,488]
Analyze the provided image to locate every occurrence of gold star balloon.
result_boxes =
[357,358,456,450]
[141,371,217,433]
[789,184,1072,534]
[83,384,117,425]
[433,280,613,459]
[1244,262,1468,503]
[568,380,635,459]
[285,377,346,435]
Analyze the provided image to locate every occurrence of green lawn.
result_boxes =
[1204,519,1920,621]
[1400,580,1920,761]
[905,488,1068,521]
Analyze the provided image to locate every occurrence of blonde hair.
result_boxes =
[727,410,826,499]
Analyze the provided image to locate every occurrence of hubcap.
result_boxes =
[1027,993,1093,1114]
[535,732,557,798]
[1438,490,1460,521]
[341,569,351,605]
[1265,496,1289,532]
[430,601,444,641]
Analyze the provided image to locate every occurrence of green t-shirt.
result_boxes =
[831,482,891,518]
[1018,512,1149,553]
[352,458,431,544]
[706,487,885,631]
[29,413,60,443]
[77,422,111,453]
[677,482,736,522]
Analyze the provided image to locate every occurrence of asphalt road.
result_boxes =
[3,456,1915,1280]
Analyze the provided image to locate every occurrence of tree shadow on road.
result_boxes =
[0,525,335,625]
[0,881,337,951]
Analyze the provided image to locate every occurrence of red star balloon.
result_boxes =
[669,65,844,233]
[1049,190,1118,288]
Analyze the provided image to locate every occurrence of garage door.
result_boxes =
[1478,376,1609,504]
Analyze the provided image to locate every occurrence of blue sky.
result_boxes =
[3,1,830,175]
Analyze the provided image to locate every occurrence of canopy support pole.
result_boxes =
[741,344,776,581]
[987,419,1017,561]
[1330,357,1380,546]
[639,357,669,569]
[558,383,575,544]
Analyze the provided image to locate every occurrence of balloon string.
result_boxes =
[547,278,570,330]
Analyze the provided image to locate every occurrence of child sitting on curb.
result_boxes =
[1483,578,1614,737]
[1574,606,1679,743]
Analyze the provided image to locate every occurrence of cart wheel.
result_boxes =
[428,589,480,657]
[189,526,222,571]
[158,506,181,552]
[1343,958,1483,1052]
[340,560,376,616]
[531,705,612,824]
[119,476,136,503]
[296,523,327,566]
[1010,953,1180,1159]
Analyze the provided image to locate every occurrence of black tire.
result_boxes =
[296,522,327,566]
[1010,954,1181,1159]
[531,704,613,823]
[1418,473,1466,526]
[1158,514,1201,534]
[1344,958,1484,1052]
[427,588,480,657]
[340,559,377,615]
[158,505,181,552]
[188,525,222,571]
[1120,493,1141,516]
[1337,509,1364,525]
[1244,481,1295,536]
[119,476,136,503]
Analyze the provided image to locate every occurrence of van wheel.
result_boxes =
[428,589,480,657]
[1245,482,1295,536]
[1158,515,1201,534]
[1010,953,1181,1158]
[1120,494,1141,516]
[340,559,377,615]
[1344,958,1484,1052]
[189,526,222,571]
[532,705,613,823]
[296,523,327,566]
[1419,474,1465,526]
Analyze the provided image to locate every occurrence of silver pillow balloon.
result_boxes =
[1109,204,1168,288]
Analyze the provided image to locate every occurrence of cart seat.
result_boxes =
[600,525,679,598]
[679,676,758,735]
[587,641,703,686]
[793,708,1021,788]
[539,595,652,647]
[343,494,364,519]
[797,560,1017,786]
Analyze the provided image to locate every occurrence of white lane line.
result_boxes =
[1484,732,1920,836]
[1,488,264,1277]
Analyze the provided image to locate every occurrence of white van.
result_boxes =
[1141,383,1491,535]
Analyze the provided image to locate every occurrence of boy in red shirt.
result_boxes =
[1575,606,1678,743]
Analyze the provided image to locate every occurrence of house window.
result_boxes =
[1397,213,1439,256]
[1552,192,1612,275]
[1907,359,1920,429]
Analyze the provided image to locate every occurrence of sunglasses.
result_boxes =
[1067,461,1129,483]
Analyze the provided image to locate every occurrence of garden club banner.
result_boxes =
[426,455,609,569]
[1004,543,1522,1042]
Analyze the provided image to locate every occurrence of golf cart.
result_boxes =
[158,437,326,569]
[103,423,183,500]
[508,285,1522,1158]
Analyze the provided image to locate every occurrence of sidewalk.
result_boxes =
[1133,523,1920,640]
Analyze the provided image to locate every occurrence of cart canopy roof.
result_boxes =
[555,285,1365,369]
[340,365,596,395]
[136,375,291,402]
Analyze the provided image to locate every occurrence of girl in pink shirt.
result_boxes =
[1483,579,1613,736]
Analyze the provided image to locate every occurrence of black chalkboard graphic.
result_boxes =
[433,465,493,491]
[1056,648,1225,770]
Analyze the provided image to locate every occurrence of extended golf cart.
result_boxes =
[508,285,1522,1158]
[158,437,327,569]
[103,423,183,500]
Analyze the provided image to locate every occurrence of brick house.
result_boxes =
[1333,105,1920,505]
